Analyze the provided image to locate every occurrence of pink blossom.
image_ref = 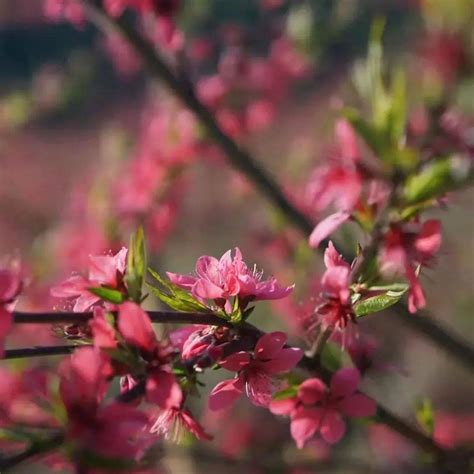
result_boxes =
[50,247,127,312]
[380,220,442,313]
[270,368,376,448]
[59,347,150,461]
[209,332,303,410]
[89,307,117,349]
[314,242,355,331]
[167,248,294,310]
[150,407,212,441]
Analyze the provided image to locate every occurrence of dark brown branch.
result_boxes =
[13,310,232,327]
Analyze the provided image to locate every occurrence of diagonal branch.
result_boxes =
[81,2,474,373]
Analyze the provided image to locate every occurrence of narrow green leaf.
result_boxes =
[354,288,407,317]
[125,226,147,303]
[88,286,125,305]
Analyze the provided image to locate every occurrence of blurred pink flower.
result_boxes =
[381,220,442,313]
[270,368,376,448]
[50,247,127,312]
[209,331,303,410]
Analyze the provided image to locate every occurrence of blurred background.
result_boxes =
[0,0,473,472]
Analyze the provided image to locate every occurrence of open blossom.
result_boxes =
[380,220,442,313]
[50,247,127,312]
[314,242,355,331]
[59,347,150,463]
[167,248,294,309]
[270,368,376,448]
[209,332,303,410]
[0,266,23,357]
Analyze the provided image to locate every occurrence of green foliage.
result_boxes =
[416,398,435,436]
[321,342,344,372]
[125,227,147,303]
[88,286,125,305]
[354,284,408,317]
[147,268,211,313]
[273,386,298,401]
[403,157,473,205]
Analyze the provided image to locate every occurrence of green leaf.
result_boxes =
[125,226,147,303]
[273,386,298,401]
[343,108,387,158]
[88,286,125,305]
[321,342,343,372]
[403,157,473,205]
[354,287,408,317]
[147,268,211,313]
[416,398,435,436]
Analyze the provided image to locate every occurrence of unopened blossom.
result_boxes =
[0,266,23,357]
[209,331,303,410]
[314,242,355,331]
[270,368,376,448]
[380,220,442,313]
[167,248,294,310]
[50,247,127,312]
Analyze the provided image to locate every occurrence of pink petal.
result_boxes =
[290,407,322,449]
[195,256,219,278]
[180,409,213,441]
[73,292,101,312]
[330,368,360,397]
[89,308,117,349]
[208,376,245,411]
[193,279,225,300]
[339,393,377,418]
[88,254,117,286]
[255,331,287,360]
[166,272,197,290]
[246,371,275,407]
[113,247,128,274]
[50,275,87,298]
[0,269,22,303]
[321,266,350,302]
[219,351,251,371]
[169,325,202,351]
[269,397,297,415]
[264,347,303,374]
[146,370,182,409]
[414,220,442,260]
[309,211,351,249]
[118,302,156,352]
[320,409,346,444]
[336,119,359,163]
[405,265,426,314]
[323,241,347,269]
[297,378,327,405]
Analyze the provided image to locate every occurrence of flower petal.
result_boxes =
[255,331,287,360]
[264,347,303,374]
[146,370,182,409]
[269,397,297,415]
[297,378,327,405]
[339,393,377,418]
[321,409,346,444]
[118,302,156,353]
[208,377,244,411]
[219,351,251,371]
[290,407,322,449]
[309,211,351,249]
[330,367,360,397]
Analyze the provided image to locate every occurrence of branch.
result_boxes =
[13,310,232,327]
[79,2,474,373]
